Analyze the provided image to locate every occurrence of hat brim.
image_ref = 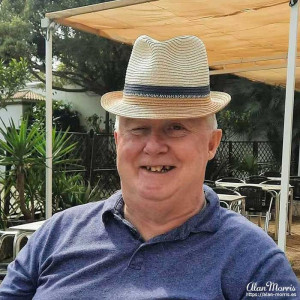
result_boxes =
[101,91,231,119]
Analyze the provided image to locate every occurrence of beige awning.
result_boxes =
[45,0,300,89]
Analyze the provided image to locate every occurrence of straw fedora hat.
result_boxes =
[101,35,231,119]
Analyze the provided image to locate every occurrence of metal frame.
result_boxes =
[278,1,299,251]
[41,18,54,219]
[42,1,299,251]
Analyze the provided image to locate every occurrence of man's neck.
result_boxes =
[123,191,206,241]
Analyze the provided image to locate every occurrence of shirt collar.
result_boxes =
[101,190,123,222]
[101,186,221,243]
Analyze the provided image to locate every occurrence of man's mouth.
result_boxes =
[141,166,175,173]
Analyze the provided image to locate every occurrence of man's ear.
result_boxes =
[114,131,118,145]
[208,129,222,160]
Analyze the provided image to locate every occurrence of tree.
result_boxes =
[217,110,252,141]
[212,74,300,169]
[27,101,85,132]
[0,58,29,107]
[0,0,132,95]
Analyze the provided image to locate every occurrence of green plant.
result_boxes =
[86,114,104,134]
[217,109,252,141]
[234,153,259,177]
[85,114,116,134]
[27,101,84,132]
[205,158,232,180]
[0,118,44,220]
[35,128,78,167]
[52,173,103,212]
[0,117,79,223]
[0,58,29,107]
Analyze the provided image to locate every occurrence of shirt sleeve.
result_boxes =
[240,252,300,299]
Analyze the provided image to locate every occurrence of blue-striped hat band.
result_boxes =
[124,83,210,98]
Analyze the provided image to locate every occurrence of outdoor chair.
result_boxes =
[204,180,216,188]
[234,185,276,233]
[215,177,245,183]
[0,262,9,280]
[0,230,32,280]
[13,231,32,259]
[0,230,18,256]
[0,230,32,261]
[260,171,281,177]
[261,179,281,185]
[219,201,230,209]
[212,186,240,195]
[212,187,243,213]
[246,175,268,184]
[0,230,19,278]
[290,179,300,215]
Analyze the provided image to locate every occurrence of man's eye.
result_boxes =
[131,127,148,135]
[171,125,184,130]
[166,124,188,137]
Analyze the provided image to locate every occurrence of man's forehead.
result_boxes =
[119,116,205,126]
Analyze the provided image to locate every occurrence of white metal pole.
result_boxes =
[278,1,299,251]
[41,18,53,219]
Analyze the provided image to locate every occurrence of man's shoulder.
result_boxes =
[204,186,276,245]
[218,208,277,247]
[56,190,120,216]
[37,190,122,236]
[215,208,287,280]
[204,186,278,248]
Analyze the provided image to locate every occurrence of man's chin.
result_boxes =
[137,186,175,202]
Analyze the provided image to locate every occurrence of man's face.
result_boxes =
[114,117,222,202]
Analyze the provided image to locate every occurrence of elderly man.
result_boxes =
[1,35,299,299]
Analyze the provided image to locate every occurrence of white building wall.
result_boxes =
[0,104,24,129]
[27,82,111,130]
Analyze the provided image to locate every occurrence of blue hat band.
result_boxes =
[124,83,210,98]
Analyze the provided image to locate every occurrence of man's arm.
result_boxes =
[0,232,41,299]
[240,252,300,299]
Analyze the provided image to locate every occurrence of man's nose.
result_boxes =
[143,132,168,155]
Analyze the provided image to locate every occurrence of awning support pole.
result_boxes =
[41,18,54,219]
[278,1,299,251]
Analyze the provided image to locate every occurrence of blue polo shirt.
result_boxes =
[0,187,299,299]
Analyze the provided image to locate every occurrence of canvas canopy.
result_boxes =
[46,0,300,89]
[43,0,299,251]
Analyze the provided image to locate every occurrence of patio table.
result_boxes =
[215,181,293,240]
[217,194,246,215]
[266,177,281,181]
[7,220,45,258]
[7,221,45,232]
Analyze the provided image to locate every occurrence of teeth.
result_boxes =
[145,166,172,172]
[151,166,162,172]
